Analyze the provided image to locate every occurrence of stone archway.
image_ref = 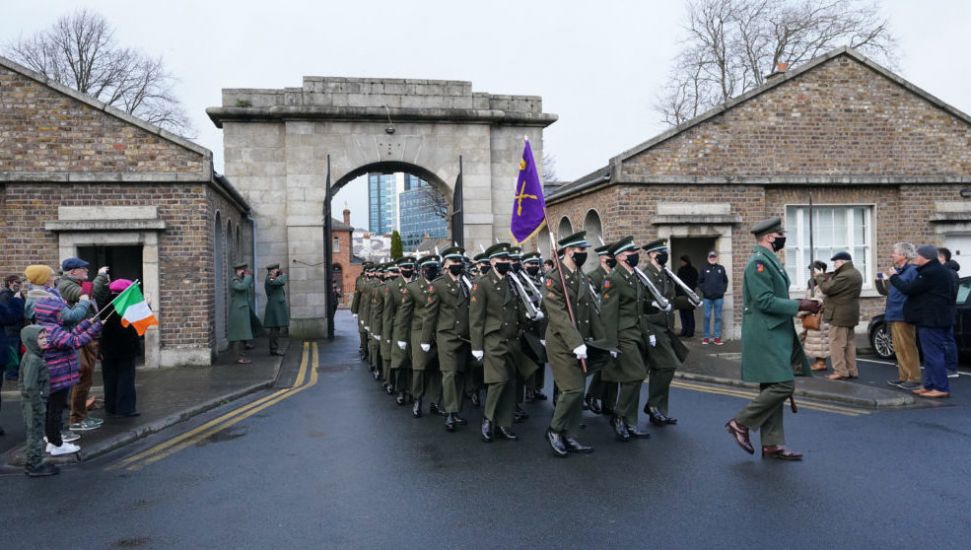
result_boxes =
[210,76,556,338]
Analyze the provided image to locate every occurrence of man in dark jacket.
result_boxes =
[890,245,955,398]
[697,251,728,345]
[676,255,699,337]
[0,275,25,380]
[814,252,863,380]
[0,281,26,436]
[938,247,960,377]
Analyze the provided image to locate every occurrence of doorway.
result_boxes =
[669,237,717,337]
[76,245,144,284]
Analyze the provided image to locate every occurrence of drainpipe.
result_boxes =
[247,212,260,314]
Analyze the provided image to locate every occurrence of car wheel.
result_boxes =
[870,323,895,360]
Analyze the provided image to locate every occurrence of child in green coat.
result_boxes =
[20,324,58,477]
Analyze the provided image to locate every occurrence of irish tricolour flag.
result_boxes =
[111,281,159,335]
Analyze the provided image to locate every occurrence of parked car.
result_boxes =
[867,275,971,360]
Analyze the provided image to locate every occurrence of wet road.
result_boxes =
[3,314,971,549]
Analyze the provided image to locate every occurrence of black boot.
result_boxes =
[532,389,548,401]
[513,405,529,424]
[384,383,394,395]
[445,413,457,432]
[546,428,568,457]
[611,415,631,442]
[481,418,494,442]
[626,423,652,439]
[429,403,447,417]
[452,413,468,425]
[395,392,407,406]
[412,398,423,418]
[647,406,677,426]
[470,391,481,408]
[584,395,602,415]
[564,434,594,454]
[372,369,382,381]
[25,463,59,477]
[497,426,519,441]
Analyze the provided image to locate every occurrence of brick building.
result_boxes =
[546,48,971,338]
[0,55,251,367]
[330,207,362,308]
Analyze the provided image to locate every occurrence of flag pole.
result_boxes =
[93,279,141,319]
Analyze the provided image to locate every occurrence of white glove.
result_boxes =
[98,266,110,276]
[373,334,381,341]
[609,351,618,359]
[364,325,370,332]
[420,343,431,352]
[472,350,484,361]
[572,344,588,360]
[353,313,358,319]
[397,341,407,350]
[540,339,546,347]
[649,334,657,347]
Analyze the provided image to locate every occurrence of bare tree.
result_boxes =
[5,9,193,136]
[542,153,557,183]
[656,0,897,126]
[416,184,449,220]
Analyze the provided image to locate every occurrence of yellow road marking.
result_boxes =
[671,380,868,417]
[112,342,318,471]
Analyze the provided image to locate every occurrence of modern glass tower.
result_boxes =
[367,173,397,235]
[399,174,448,250]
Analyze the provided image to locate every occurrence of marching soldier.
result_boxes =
[509,246,534,424]
[470,243,528,442]
[600,237,652,441]
[397,255,445,418]
[389,257,417,404]
[640,239,685,426]
[423,246,472,431]
[543,232,605,457]
[584,243,616,415]
[466,252,491,406]
[357,265,375,365]
[726,217,818,461]
[367,264,388,381]
[378,263,400,386]
[522,251,549,402]
[352,263,372,361]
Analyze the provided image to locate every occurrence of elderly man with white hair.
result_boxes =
[876,242,921,390]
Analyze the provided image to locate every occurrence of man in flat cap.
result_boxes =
[470,243,527,442]
[59,257,108,431]
[640,239,684,427]
[263,264,289,357]
[726,217,819,461]
[543,232,604,456]
[813,251,863,380]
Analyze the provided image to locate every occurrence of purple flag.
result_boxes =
[510,140,547,244]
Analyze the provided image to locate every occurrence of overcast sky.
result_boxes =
[6,1,971,228]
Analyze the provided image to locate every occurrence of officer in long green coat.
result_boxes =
[521,251,549,403]
[470,243,527,442]
[351,262,372,360]
[465,252,491,406]
[388,257,416,402]
[641,239,684,426]
[423,246,471,432]
[358,266,375,363]
[263,264,289,357]
[396,255,444,418]
[600,237,652,441]
[378,264,400,385]
[229,262,261,364]
[584,242,615,414]
[367,264,388,380]
[726,217,818,461]
[543,232,605,457]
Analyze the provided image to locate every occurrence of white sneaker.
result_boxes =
[947,371,960,379]
[48,442,80,456]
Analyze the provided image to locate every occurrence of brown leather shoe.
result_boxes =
[826,373,848,381]
[919,390,951,399]
[811,359,828,372]
[762,445,803,461]
[912,387,931,395]
[725,419,754,455]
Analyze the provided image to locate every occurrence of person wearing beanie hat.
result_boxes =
[24,265,53,287]
[889,245,956,398]
[100,279,141,418]
[813,251,863,381]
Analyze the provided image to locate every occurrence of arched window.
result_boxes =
[214,212,227,350]
[557,216,573,240]
[537,226,551,259]
[584,209,602,245]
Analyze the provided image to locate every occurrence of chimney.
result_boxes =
[766,62,789,81]
[343,207,351,226]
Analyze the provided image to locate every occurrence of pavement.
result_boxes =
[0,336,287,469]
[2,310,970,549]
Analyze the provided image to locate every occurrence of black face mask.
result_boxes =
[448,264,464,276]
[605,258,617,269]
[512,262,522,273]
[771,236,787,252]
[572,252,588,268]
[494,262,512,275]
[399,269,414,279]
[480,264,492,275]
[655,252,669,267]
[423,266,440,280]
[525,266,540,276]
[625,253,640,268]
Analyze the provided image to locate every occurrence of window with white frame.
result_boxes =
[784,205,873,289]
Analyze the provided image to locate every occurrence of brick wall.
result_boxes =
[331,228,361,308]
[206,186,248,349]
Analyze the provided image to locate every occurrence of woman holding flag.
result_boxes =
[99,279,148,417]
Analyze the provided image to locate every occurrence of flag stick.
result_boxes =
[542,211,587,374]
[93,279,141,318]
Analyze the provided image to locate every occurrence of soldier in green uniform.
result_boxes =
[351,262,372,360]
[389,257,417,402]
[543,232,605,457]
[397,255,445,418]
[522,251,549,403]
[263,264,289,357]
[600,237,652,441]
[726,217,818,461]
[465,252,490,407]
[367,264,389,380]
[584,243,615,415]
[358,266,375,366]
[470,243,528,442]
[508,246,535,424]
[640,239,685,426]
[378,263,401,385]
[423,246,472,431]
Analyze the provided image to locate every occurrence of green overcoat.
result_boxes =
[263,274,289,328]
[600,267,650,383]
[396,277,437,372]
[423,274,470,374]
[229,274,263,342]
[741,245,810,383]
[469,270,532,384]
[544,265,605,391]
[642,264,684,370]
[387,277,412,370]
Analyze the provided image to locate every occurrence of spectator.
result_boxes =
[938,247,960,378]
[20,325,59,476]
[0,279,26,436]
[27,264,102,455]
[59,258,110,433]
[1,275,25,381]
[676,255,699,338]
[100,279,141,417]
[543,259,554,274]
[877,242,921,390]
[889,245,955,398]
[799,261,831,372]
[814,252,863,380]
[698,251,728,345]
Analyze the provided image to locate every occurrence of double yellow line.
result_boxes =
[671,380,869,417]
[112,341,319,471]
